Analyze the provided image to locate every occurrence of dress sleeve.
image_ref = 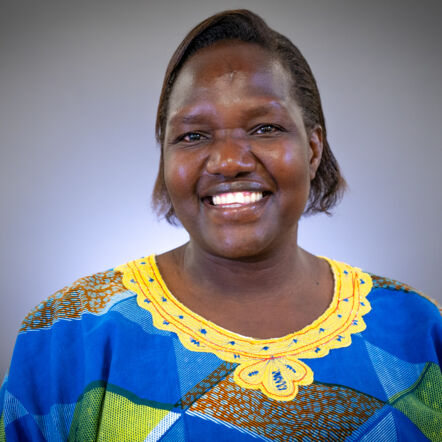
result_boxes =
[0,337,52,441]
[0,268,128,441]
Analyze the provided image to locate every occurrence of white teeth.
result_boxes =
[212,191,264,206]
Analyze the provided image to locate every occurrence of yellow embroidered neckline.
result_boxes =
[115,255,372,401]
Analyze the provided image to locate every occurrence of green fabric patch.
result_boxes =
[68,381,174,441]
[390,362,442,441]
[0,412,5,442]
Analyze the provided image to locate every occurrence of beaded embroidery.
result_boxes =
[115,256,372,401]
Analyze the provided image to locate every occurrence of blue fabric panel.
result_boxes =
[390,407,430,442]
[172,335,225,398]
[110,296,172,337]
[359,409,398,441]
[364,340,426,399]
[7,321,87,415]
[308,334,387,401]
[97,312,180,404]
[0,377,6,408]
[346,405,430,442]
[6,414,46,442]
[33,402,76,442]
[184,411,266,441]
[2,391,29,428]
[363,288,441,364]
[161,416,187,441]
[345,406,393,441]
[7,310,180,414]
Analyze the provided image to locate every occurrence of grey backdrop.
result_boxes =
[1,0,441,377]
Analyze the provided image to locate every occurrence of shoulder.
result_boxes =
[325,257,440,319]
[336,264,442,367]
[328,258,441,345]
[19,266,133,333]
[359,268,441,356]
[366,271,441,318]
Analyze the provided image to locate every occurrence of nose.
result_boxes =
[205,136,256,177]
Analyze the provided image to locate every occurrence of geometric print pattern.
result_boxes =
[28,368,423,442]
[4,362,437,442]
[172,338,229,399]
[15,356,435,442]
[187,374,385,441]
[61,360,437,441]
[390,362,442,441]
[19,270,129,332]
[370,274,423,294]
[177,361,237,410]
[144,411,181,441]
[33,402,76,442]
[365,340,427,399]
[2,259,440,441]
[119,255,373,401]
[358,411,398,442]
[68,381,174,441]
[2,391,30,428]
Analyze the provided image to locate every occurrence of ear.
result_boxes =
[308,125,323,180]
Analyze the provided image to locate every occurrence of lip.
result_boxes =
[202,192,270,208]
[200,180,273,199]
[201,191,272,224]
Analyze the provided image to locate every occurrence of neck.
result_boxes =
[175,234,311,302]
[156,230,333,338]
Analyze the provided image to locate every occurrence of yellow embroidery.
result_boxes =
[115,256,372,401]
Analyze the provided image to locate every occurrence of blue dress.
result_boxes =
[1,255,441,441]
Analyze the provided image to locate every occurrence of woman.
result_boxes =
[1,10,440,441]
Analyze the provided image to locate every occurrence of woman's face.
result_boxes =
[163,41,322,259]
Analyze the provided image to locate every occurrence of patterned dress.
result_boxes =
[1,255,441,441]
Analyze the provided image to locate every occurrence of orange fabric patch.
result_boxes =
[189,373,385,441]
[20,270,125,332]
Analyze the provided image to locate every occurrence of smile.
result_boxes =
[210,191,264,207]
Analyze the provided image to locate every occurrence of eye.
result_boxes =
[179,132,205,143]
[253,124,282,135]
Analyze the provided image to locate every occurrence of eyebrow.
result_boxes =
[243,102,285,119]
[169,101,286,126]
[173,114,212,125]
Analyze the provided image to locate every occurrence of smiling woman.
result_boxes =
[1,9,441,442]
[162,41,321,264]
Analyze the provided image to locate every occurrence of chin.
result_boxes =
[199,231,281,261]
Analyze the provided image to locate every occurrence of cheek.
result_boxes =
[163,152,198,203]
[268,144,311,188]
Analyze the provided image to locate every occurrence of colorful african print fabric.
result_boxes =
[1,256,441,441]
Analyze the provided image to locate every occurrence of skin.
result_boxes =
[156,41,333,339]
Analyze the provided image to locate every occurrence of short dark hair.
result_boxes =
[153,9,346,224]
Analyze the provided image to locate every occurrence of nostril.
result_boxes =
[206,145,256,177]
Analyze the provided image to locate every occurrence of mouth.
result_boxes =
[203,191,272,208]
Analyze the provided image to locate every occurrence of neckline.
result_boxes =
[115,255,372,401]
[152,254,339,342]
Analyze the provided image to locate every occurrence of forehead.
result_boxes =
[167,41,294,118]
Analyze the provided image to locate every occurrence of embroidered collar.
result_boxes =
[115,256,372,401]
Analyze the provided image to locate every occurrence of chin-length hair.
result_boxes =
[152,9,346,225]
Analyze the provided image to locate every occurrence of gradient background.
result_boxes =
[1,0,441,377]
